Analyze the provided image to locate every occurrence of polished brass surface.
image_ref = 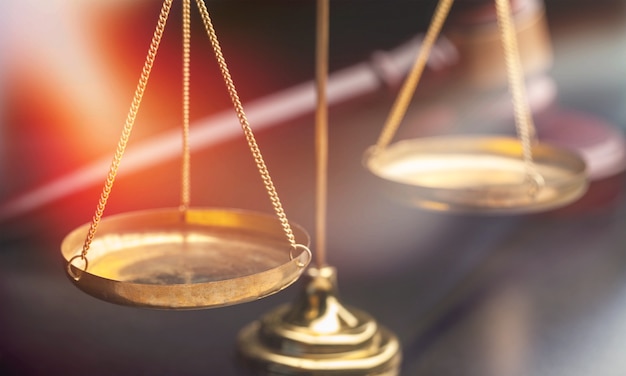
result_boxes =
[238,266,402,375]
[366,136,587,213]
[314,0,330,267]
[62,208,311,309]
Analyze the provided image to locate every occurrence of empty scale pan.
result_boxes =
[365,136,587,213]
[62,208,311,309]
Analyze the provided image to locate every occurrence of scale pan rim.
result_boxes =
[61,207,311,310]
[364,135,588,214]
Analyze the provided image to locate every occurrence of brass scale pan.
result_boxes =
[61,0,311,309]
[366,136,587,214]
[62,208,311,309]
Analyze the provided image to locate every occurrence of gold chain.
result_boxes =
[494,0,542,191]
[372,0,454,154]
[181,0,192,212]
[76,0,174,272]
[194,0,297,249]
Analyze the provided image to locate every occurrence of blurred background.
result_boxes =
[1,0,626,375]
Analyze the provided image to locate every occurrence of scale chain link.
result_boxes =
[194,0,298,250]
[75,0,174,274]
[181,0,192,212]
[494,0,542,193]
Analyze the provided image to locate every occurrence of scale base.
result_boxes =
[237,266,401,375]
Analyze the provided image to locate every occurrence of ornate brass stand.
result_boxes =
[238,266,401,375]
[238,1,401,373]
